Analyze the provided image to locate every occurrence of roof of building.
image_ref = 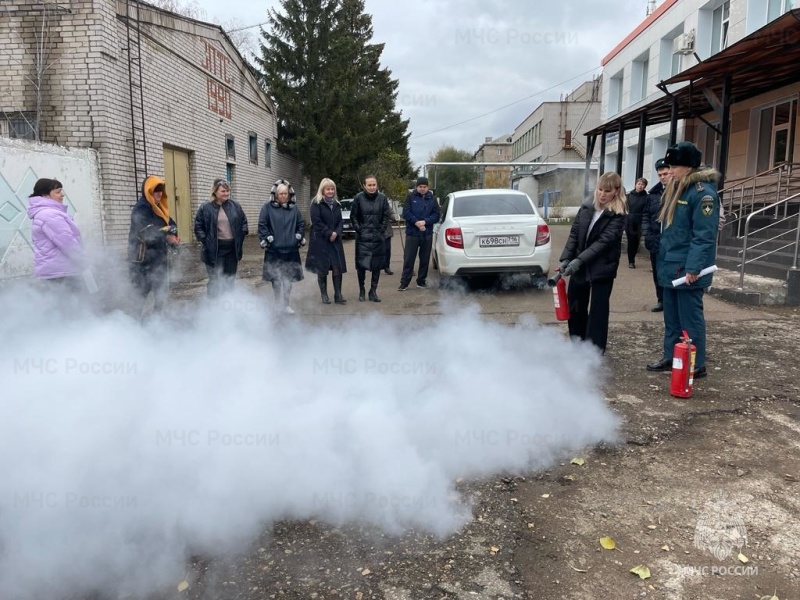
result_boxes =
[586,9,800,137]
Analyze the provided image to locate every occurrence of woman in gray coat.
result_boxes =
[258,179,305,314]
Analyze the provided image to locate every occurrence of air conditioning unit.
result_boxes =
[673,30,695,55]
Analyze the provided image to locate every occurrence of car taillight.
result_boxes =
[536,223,551,246]
[445,227,463,249]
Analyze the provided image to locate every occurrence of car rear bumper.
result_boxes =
[453,265,547,276]
[438,246,551,277]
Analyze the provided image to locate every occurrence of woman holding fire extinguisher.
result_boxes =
[558,172,627,353]
[646,142,720,380]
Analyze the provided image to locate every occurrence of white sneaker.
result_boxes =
[284,306,295,315]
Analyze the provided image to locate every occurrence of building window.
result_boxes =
[711,1,730,54]
[756,99,796,172]
[768,0,794,21]
[225,135,235,160]
[631,52,650,104]
[248,132,258,164]
[226,163,235,191]
[264,141,272,168]
[609,71,623,115]
[1,112,37,140]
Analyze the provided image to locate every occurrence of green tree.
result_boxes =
[256,0,410,192]
[427,145,476,200]
[351,148,414,203]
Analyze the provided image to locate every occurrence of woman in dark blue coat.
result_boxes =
[258,179,305,314]
[305,178,348,304]
[558,172,627,353]
[646,142,719,379]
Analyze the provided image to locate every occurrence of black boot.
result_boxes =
[357,269,366,301]
[318,275,330,304]
[369,270,381,302]
[333,274,346,304]
[359,286,366,301]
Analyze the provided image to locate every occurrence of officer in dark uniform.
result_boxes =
[646,142,720,379]
[641,159,672,312]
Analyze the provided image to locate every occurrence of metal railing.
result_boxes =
[720,162,800,236]
[738,191,800,289]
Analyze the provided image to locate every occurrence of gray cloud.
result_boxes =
[194,0,647,166]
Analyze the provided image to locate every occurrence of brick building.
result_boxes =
[0,0,309,249]
[472,135,513,189]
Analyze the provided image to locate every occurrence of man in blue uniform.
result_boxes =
[641,159,671,312]
[646,142,720,379]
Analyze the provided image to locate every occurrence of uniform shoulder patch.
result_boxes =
[701,195,714,217]
[696,182,705,192]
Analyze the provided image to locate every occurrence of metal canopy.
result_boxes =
[585,9,800,137]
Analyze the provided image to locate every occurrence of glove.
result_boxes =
[562,258,583,277]
[295,233,302,240]
[260,239,268,249]
[267,236,274,244]
[559,259,570,273]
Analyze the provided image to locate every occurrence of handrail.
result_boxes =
[720,162,800,237]
[740,191,800,289]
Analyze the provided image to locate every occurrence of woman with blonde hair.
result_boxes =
[558,171,627,352]
[646,142,719,379]
[305,178,348,304]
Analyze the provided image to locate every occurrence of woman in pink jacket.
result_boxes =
[26,178,84,288]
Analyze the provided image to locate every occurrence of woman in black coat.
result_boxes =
[258,179,305,314]
[559,172,627,353]
[352,175,392,302]
[127,175,179,319]
[625,177,649,268]
[194,178,248,297]
[305,178,348,304]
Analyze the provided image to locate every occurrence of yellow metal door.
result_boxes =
[163,147,192,242]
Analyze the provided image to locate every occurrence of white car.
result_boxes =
[432,189,551,283]
[340,198,355,238]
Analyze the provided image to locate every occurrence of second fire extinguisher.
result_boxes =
[670,330,696,398]
[548,270,570,321]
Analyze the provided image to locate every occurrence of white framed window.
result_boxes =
[768,0,795,21]
[711,1,730,54]
[631,51,650,104]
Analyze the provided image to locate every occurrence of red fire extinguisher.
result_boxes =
[548,270,570,321]
[670,330,696,398]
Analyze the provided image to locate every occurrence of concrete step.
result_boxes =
[715,255,793,281]
[707,264,788,306]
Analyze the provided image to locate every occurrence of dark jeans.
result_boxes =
[662,286,706,368]
[567,278,614,353]
[649,251,663,303]
[383,237,392,269]
[400,235,432,287]
[205,240,238,297]
[626,224,641,264]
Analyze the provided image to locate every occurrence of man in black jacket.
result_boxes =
[641,159,671,312]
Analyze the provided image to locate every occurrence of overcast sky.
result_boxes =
[191,0,647,168]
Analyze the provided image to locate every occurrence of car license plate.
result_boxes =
[479,235,520,247]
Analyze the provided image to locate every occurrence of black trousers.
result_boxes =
[649,251,663,303]
[383,237,392,269]
[567,277,614,353]
[205,240,238,297]
[131,262,169,317]
[626,224,641,264]
[400,235,432,287]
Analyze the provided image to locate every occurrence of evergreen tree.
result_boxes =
[257,0,410,193]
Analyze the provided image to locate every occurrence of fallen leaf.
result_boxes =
[599,537,616,550]
[177,581,189,593]
[630,565,651,580]
[568,564,588,572]
[361,568,371,576]
[759,595,779,600]
[490,546,500,553]
[570,457,585,466]
[541,493,550,498]
[738,553,749,563]
[661,545,670,551]
[527,523,535,529]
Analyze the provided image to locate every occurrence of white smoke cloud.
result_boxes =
[0,284,618,598]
